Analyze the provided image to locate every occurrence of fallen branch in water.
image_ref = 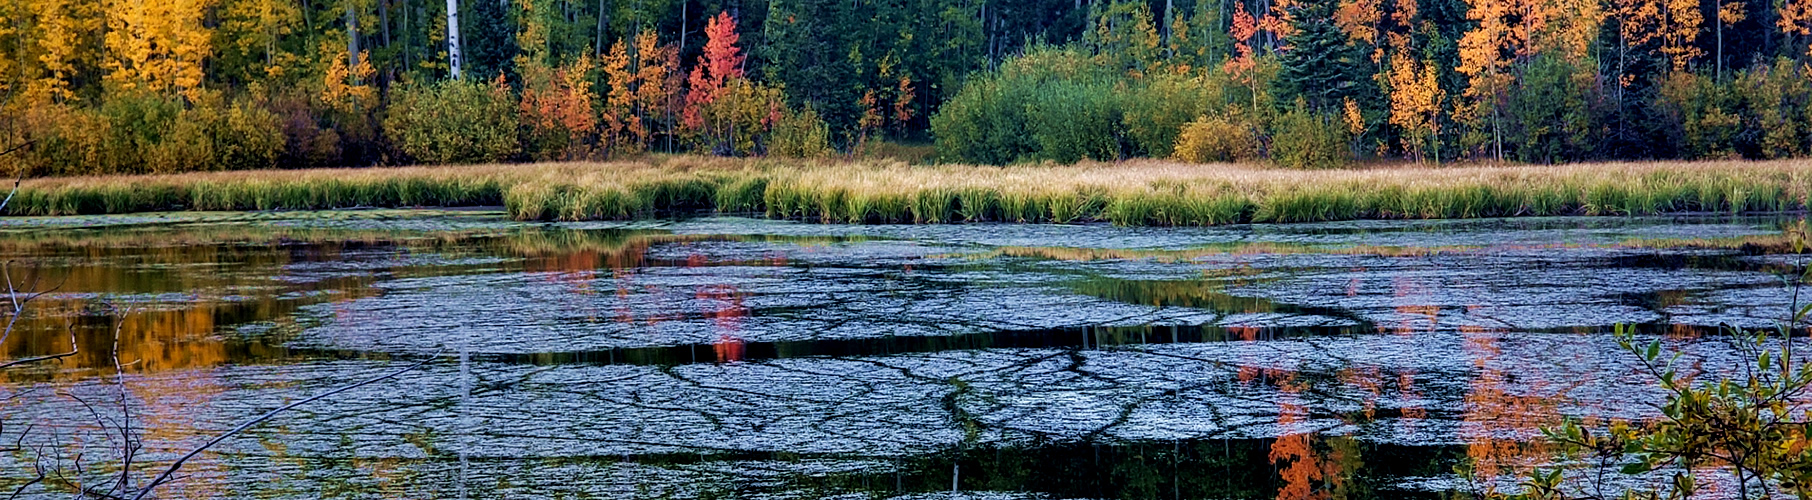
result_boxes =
[130,352,442,500]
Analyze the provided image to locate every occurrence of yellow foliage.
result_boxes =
[1660,0,1705,71]
[320,49,376,113]
[1781,0,1812,57]
[103,0,219,99]
[1173,116,1257,163]
[1388,53,1445,161]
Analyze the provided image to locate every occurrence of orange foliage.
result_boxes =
[600,39,644,151]
[683,12,746,132]
[1781,0,1812,57]
[1660,0,1705,70]
[519,55,599,158]
[1224,3,1261,83]
[892,76,916,129]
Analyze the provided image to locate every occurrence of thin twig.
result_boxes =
[0,139,37,214]
[130,352,442,500]
[0,325,77,369]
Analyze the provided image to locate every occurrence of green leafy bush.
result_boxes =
[931,46,1121,164]
[1122,73,1226,157]
[769,106,834,158]
[1269,108,1349,169]
[384,78,522,164]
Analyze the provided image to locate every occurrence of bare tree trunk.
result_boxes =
[404,0,412,68]
[448,0,464,79]
[380,0,392,48]
[596,0,609,55]
[347,1,361,75]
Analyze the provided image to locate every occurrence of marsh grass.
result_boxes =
[7,157,1811,226]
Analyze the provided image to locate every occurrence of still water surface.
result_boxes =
[0,210,1805,499]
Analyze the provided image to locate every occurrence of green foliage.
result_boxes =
[768,107,834,159]
[1026,78,1127,163]
[931,47,1119,164]
[1122,72,1227,157]
[1505,54,1597,164]
[1496,222,1812,500]
[1269,107,1350,169]
[1272,0,1371,115]
[383,79,521,164]
[1661,72,1747,160]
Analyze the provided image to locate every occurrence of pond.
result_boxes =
[0,210,1806,499]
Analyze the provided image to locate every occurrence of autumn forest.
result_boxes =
[4,0,1812,174]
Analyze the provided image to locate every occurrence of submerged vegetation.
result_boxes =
[6,158,1810,226]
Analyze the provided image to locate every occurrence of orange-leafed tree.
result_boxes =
[1225,2,1264,116]
[683,12,746,136]
[600,39,645,153]
[519,55,599,159]
[892,76,917,134]
[633,30,682,152]
[1659,0,1704,71]
[1456,0,1515,159]
[1780,0,1812,59]
[1387,53,1445,162]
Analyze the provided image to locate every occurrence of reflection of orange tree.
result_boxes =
[1462,322,1564,481]
[1268,369,1365,500]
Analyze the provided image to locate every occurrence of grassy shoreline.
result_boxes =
[5,157,1810,226]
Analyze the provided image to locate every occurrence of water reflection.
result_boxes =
[0,213,1805,499]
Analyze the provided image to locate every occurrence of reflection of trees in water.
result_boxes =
[1461,320,1562,482]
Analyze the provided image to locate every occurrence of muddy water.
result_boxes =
[0,210,1805,499]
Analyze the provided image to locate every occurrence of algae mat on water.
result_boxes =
[6,156,1811,226]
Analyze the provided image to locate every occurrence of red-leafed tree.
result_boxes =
[683,12,747,132]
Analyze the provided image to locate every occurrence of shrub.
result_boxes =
[1122,72,1226,157]
[1269,108,1349,169]
[930,75,1035,164]
[384,78,521,164]
[1505,54,1596,164]
[211,98,286,170]
[1172,116,1256,163]
[1025,78,1126,163]
[931,46,1115,164]
[769,106,833,158]
[1660,72,1744,160]
[694,78,787,156]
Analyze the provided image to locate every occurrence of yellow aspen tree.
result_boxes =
[1536,0,1605,60]
[24,0,91,103]
[321,49,376,113]
[631,30,680,151]
[220,0,303,81]
[1659,0,1704,71]
[1613,0,1663,86]
[1784,0,1812,58]
[1716,0,1744,77]
[1388,53,1445,162]
[600,38,644,152]
[1457,0,1514,159]
[104,0,219,98]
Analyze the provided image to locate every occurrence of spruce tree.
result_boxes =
[465,0,519,81]
[1272,0,1367,113]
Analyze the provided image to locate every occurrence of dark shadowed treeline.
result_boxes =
[2,0,1812,174]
